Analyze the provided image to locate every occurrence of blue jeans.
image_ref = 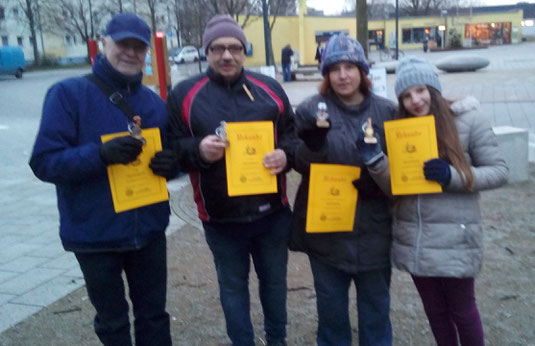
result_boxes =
[204,207,292,346]
[282,63,292,82]
[75,233,171,346]
[309,256,392,346]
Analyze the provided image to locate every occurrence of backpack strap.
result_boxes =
[85,73,137,122]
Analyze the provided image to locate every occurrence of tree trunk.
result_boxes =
[356,0,368,57]
[25,0,41,65]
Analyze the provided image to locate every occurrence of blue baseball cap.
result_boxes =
[105,13,151,46]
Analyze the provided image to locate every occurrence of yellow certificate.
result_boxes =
[225,121,277,196]
[384,115,442,195]
[101,128,169,213]
[306,164,361,233]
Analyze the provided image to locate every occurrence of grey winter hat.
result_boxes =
[320,34,369,75]
[105,13,151,46]
[202,15,248,52]
[394,57,442,97]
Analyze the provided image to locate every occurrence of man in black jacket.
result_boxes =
[281,44,293,82]
[166,15,296,346]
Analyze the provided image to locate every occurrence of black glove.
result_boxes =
[424,158,451,186]
[100,135,144,165]
[355,124,384,166]
[352,169,384,199]
[150,149,180,179]
[297,120,331,152]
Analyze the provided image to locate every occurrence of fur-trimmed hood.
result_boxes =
[450,95,480,115]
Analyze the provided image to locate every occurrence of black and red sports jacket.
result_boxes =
[167,67,296,224]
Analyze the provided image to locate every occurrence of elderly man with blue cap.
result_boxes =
[29,13,176,346]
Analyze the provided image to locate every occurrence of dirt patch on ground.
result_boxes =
[1,165,534,346]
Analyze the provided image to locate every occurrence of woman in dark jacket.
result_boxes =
[291,34,397,346]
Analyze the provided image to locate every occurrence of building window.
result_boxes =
[0,7,5,20]
[2,36,8,46]
[402,27,434,44]
[17,36,23,46]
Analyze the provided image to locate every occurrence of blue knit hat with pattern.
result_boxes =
[320,34,369,75]
[395,56,442,97]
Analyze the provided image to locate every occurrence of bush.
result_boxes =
[448,28,463,48]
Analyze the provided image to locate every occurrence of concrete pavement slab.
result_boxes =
[0,268,64,295]
[0,256,50,273]
[0,272,18,285]
[11,276,84,307]
[0,304,42,334]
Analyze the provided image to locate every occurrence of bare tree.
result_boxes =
[41,0,103,59]
[266,0,296,66]
[12,0,41,64]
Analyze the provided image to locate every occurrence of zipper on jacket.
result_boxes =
[133,209,139,248]
[414,195,423,273]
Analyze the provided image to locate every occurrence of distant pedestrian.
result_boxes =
[423,35,429,52]
[281,43,294,82]
[362,57,509,346]
[166,14,296,346]
[314,42,323,68]
[29,13,177,346]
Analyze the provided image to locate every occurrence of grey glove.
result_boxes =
[356,130,384,166]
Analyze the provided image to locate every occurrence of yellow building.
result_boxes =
[242,9,524,67]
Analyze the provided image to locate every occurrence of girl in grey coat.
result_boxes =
[360,57,508,346]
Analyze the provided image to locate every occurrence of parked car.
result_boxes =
[172,46,200,64]
[0,46,25,78]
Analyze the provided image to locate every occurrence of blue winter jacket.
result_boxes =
[29,54,170,252]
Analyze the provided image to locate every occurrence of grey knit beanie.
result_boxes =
[394,57,442,97]
[320,34,369,75]
[202,15,248,52]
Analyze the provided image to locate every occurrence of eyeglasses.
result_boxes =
[209,44,244,56]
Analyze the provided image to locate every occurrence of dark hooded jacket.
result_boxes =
[291,91,397,273]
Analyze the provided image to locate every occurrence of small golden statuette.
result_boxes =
[129,115,146,144]
[363,117,377,144]
[316,102,330,128]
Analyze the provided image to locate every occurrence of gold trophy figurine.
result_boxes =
[316,102,330,128]
[129,115,146,144]
[363,117,378,144]
[215,120,229,145]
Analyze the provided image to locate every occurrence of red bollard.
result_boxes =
[88,40,98,66]
[154,32,168,101]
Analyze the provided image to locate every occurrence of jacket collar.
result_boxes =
[207,66,246,89]
[92,54,143,92]
[329,90,372,115]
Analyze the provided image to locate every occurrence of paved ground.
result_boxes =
[0,41,534,335]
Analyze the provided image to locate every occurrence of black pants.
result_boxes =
[75,233,171,346]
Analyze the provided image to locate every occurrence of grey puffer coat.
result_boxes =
[368,96,509,277]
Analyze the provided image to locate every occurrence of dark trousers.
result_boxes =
[282,63,292,82]
[412,276,485,346]
[204,208,292,346]
[75,233,171,346]
[309,257,392,346]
